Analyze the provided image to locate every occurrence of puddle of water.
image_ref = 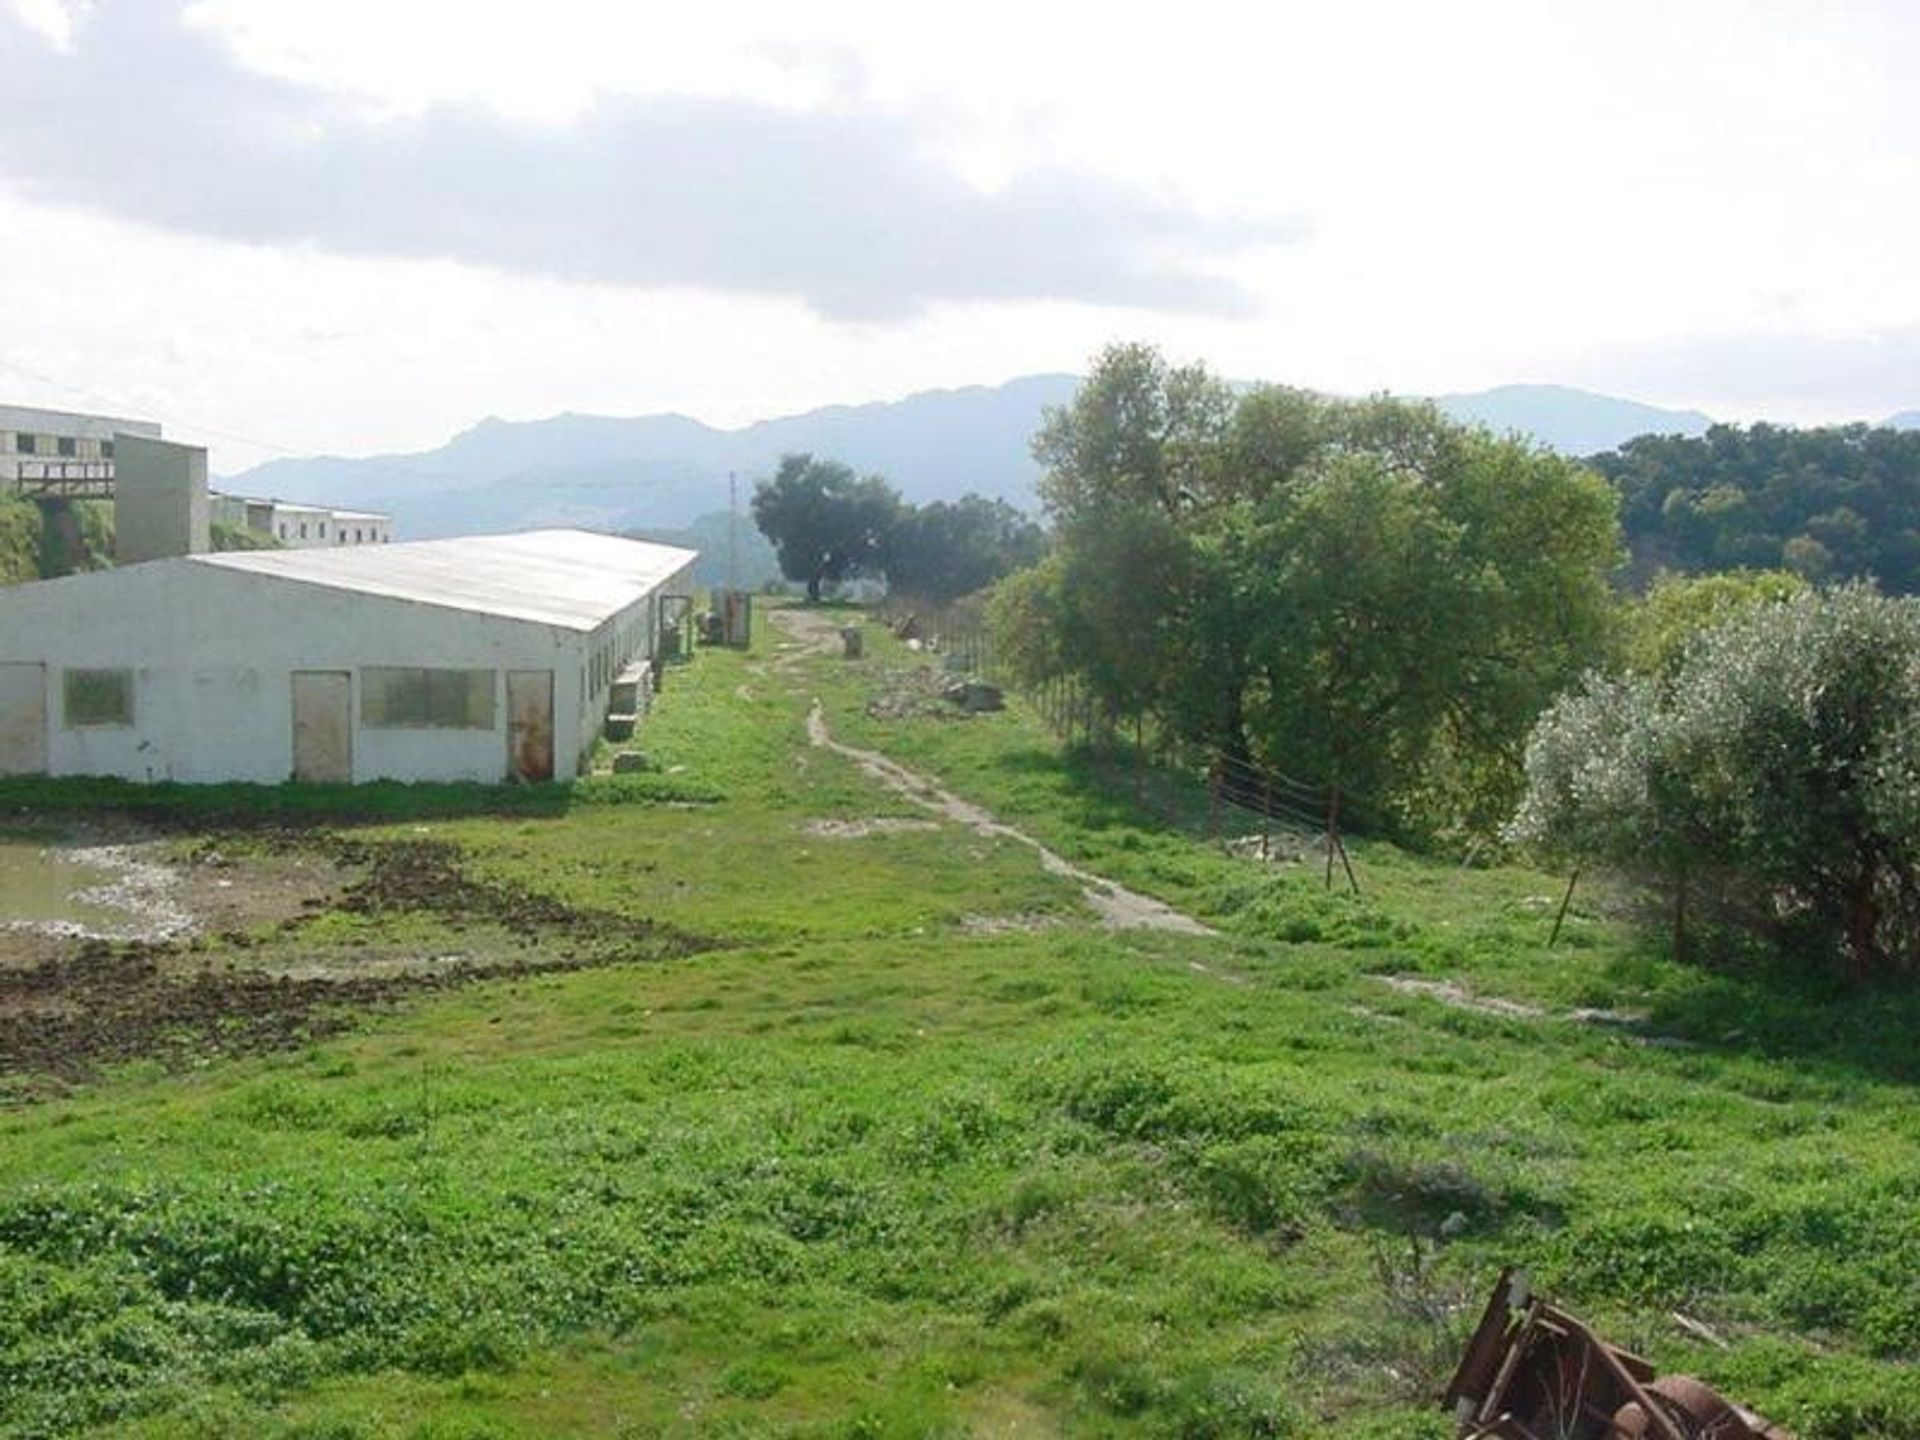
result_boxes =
[0,836,190,940]
[0,839,132,932]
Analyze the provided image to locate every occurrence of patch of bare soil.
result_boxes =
[0,822,353,962]
[174,839,355,935]
[801,817,942,839]
[0,834,715,1096]
[1369,974,1681,1044]
[959,912,1063,936]
[864,665,971,721]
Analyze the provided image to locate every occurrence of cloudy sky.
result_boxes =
[1,0,1916,470]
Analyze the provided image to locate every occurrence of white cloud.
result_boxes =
[1,0,1917,460]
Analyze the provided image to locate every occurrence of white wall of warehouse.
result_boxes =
[0,555,693,784]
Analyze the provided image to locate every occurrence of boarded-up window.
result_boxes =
[63,669,133,727]
[361,667,495,729]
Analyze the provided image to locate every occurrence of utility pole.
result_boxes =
[727,471,738,592]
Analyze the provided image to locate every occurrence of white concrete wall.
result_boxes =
[0,561,631,784]
[115,435,209,564]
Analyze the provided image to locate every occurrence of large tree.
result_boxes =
[751,454,900,603]
[879,495,1046,605]
[995,344,1620,837]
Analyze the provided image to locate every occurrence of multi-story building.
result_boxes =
[1,403,393,547]
[1,404,163,496]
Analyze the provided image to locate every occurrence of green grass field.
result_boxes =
[2,609,1917,1438]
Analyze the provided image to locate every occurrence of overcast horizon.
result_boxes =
[2,0,1917,472]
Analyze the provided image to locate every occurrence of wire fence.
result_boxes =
[878,599,1361,893]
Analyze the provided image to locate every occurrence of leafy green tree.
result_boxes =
[1515,586,1920,982]
[1619,569,1806,678]
[751,454,901,603]
[1016,343,1241,752]
[1000,344,1620,837]
[1034,341,1234,523]
[879,494,1046,605]
[1591,422,1920,592]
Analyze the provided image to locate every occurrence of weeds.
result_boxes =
[0,615,1914,1436]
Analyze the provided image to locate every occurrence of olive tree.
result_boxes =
[1515,586,1920,982]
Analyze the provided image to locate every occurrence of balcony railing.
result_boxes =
[12,458,115,497]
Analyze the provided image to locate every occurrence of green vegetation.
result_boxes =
[751,455,1045,605]
[210,520,280,552]
[751,455,900,603]
[1617,569,1807,678]
[993,343,1620,838]
[0,608,1914,1438]
[879,496,1045,607]
[0,495,114,584]
[1592,422,1920,591]
[1518,585,1920,983]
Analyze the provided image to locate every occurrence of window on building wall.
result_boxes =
[101,440,115,459]
[56,437,76,457]
[361,667,496,729]
[299,522,308,539]
[63,669,133,727]
[15,433,37,455]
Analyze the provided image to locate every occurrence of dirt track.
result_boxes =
[772,608,1214,937]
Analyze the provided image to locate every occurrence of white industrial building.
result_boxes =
[0,530,696,785]
[210,494,393,548]
[1,403,162,490]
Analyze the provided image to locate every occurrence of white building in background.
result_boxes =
[0,403,162,492]
[0,530,697,785]
[209,495,393,548]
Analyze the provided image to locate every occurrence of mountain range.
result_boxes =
[224,379,1899,544]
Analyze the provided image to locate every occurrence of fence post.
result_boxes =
[1324,787,1340,891]
[1208,761,1221,844]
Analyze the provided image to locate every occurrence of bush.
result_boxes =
[1515,586,1920,982]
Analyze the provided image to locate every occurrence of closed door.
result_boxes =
[0,663,46,775]
[506,670,554,782]
[291,671,352,783]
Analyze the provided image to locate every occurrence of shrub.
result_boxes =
[1515,586,1920,982]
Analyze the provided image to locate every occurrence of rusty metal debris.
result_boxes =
[1444,1268,1792,1439]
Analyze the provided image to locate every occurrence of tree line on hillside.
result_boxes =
[1593,422,1920,592]
[751,454,1044,604]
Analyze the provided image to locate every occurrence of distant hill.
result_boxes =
[1884,411,1920,431]
[225,376,1725,541]
[227,375,1080,541]
[1434,384,1713,454]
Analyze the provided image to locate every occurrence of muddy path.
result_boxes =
[0,833,715,1096]
[770,608,1213,936]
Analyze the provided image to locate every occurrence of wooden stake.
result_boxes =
[1548,868,1581,947]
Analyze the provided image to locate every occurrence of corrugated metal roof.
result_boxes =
[192,529,699,631]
